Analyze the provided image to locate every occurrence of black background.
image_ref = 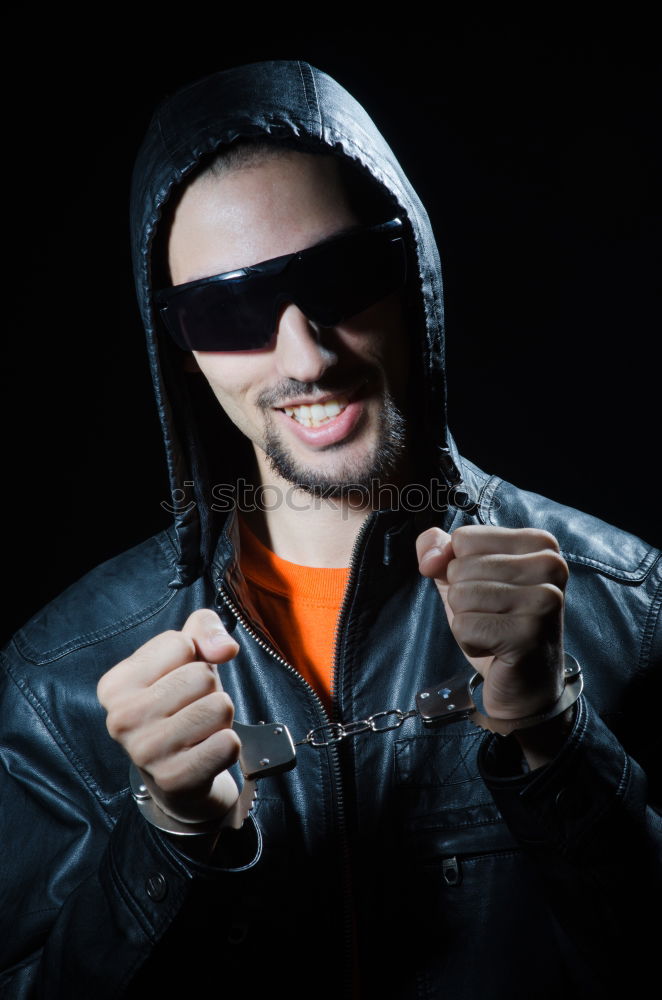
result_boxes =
[3,15,660,642]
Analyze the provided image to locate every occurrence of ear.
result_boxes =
[183,352,202,373]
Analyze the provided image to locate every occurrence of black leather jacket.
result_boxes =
[1,61,660,999]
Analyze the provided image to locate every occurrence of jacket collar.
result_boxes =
[210,496,460,634]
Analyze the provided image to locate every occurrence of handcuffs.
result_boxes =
[130,653,583,836]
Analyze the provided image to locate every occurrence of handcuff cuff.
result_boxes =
[130,653,583,837]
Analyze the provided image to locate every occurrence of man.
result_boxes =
[1,60,659,998]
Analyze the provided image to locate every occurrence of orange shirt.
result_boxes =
[237,514,350,712]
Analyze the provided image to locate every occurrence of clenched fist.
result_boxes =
[416,525,569,722]
[97,609,241,825]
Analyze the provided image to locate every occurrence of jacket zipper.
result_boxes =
[215,583,329,720]
[329,511,376,999]
[216,510,375,999]
[330,512,375,715]
[215,581,353,994]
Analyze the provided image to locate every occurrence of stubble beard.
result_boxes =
[261,391,408,502]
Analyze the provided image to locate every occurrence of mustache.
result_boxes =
[256,370,371,410]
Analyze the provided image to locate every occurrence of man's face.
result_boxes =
[167,151,411,497]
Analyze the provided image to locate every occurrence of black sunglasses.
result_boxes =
[155,217,407,351]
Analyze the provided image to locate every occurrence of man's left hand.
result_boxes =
[416,525,569,721]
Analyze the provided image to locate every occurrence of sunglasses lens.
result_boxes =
[157,219,406,351]
[295,229,406,326]
[160,277,276,351]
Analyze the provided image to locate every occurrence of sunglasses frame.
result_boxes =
[155,216,407,352]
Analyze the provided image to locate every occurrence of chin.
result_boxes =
[268,445,399,499]
[260,393,408,498]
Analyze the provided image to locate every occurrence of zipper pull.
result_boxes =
[442,856,462,886]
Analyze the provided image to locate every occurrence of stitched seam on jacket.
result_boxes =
[484,477,505,525]
[296,61,321,137]
[475,474,502,524]
[409,815,506,832]
[561,549,657,580]
[555,701,630,855]
[484,481,656,580]
[158,525,181,563]
[3,658,125,811]
[15,584,180,664]
[321,123,404,205]
[107,841,158,944]
[563,751,631,857]
[638,566,662,673]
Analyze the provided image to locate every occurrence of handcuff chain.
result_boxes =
[293,654,583,747]
[295,707,418,748]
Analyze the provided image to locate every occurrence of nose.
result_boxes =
[273,303,338,383]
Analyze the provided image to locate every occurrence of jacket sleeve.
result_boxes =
[476,635,662,990]
[0,651,262,999]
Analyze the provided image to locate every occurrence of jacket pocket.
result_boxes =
[394,727,519,855]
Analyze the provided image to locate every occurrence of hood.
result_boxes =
[129,60,471,586]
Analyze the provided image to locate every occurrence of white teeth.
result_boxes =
[282,394,349,427]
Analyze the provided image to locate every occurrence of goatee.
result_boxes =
[261,393,408,501]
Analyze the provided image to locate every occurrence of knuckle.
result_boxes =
[417,526,442,547]
[160,628,184,643]
[105,695,148,740]
[180,690,233,732]
[539,530,561,553]
[96,674,112,707]
[125,734,153,771]
[215,727,242,766]
[540,550,569,584]
[523,527,561,552]
[136,630,196,666]
[451,525,473,539]
[449,525,475,554]
[104,711,121,741]
[537,582,565,612]
[207,690,235,725]
[219,690,236,719]
[96,659,131,705]
[446,580,467,611]
[450,610,471,641]
[201,728,241,772]
[150,762,181,794]
[105,706,130,741]
[191,661,220,693]
[445,558,460,583]
[163,661,214,698]
[164,629,197,659]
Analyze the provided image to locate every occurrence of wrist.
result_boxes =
[129,764,236,837]
[163,816,263,871]
[163,828,221,862]
[514,702,577,771]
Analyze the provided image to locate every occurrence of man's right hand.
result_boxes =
[97,609,241,825]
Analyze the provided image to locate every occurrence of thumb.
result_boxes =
[181,608,240,666]
[416,527,454,584]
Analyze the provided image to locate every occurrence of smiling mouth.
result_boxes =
[279,393,352,428]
